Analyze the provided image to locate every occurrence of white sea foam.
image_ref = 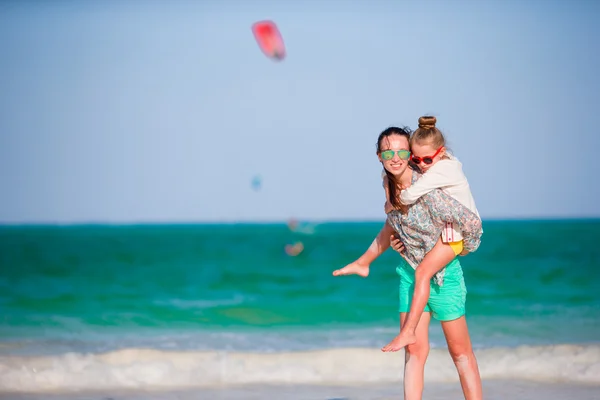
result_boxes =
[0,344,599,393]
[153,294,249,309]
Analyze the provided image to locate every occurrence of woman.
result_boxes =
[333,125,483,400]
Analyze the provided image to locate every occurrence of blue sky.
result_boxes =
[1,0,599,223]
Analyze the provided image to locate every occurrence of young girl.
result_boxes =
[382,115,482,352]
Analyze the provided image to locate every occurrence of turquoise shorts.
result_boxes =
[396,257,467,321]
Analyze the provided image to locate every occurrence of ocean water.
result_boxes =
[0,220,599,393]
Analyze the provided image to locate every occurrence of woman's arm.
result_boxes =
[357,221,395,264]
[332,221,394,277]
[422,189,483,252]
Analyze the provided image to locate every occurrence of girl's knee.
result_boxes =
[414,267,429,282]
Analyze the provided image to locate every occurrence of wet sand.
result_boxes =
[2,380,599,400]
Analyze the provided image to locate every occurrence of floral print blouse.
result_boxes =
[386,170,483,286]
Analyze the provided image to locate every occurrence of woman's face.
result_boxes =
[378,134,411,177]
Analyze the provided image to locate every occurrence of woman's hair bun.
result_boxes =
[418,116,436,129]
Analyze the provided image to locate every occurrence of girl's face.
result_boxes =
[378,134,411,177]
[410,141,446,173]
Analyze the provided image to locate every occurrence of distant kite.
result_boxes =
[251,20,285,61]
[251,175,262,191]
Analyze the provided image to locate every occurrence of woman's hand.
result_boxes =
[390,234,405,254]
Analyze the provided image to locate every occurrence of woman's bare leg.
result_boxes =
[401,311,431,400]
[383,239,455,352]
[441,316,483,400]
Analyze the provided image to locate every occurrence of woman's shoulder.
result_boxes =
[381,171,388,187]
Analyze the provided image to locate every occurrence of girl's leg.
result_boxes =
[401,311,432,400]
[383,238,455,352]
[440,316,483,400]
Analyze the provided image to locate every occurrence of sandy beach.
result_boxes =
[2,380,600,400]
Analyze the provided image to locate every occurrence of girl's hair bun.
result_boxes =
[418,116,436,129]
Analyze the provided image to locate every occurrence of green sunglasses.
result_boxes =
[380,149,411,161]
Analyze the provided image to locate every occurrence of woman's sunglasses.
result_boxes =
[410,147,443,165]
[380,149,411,161]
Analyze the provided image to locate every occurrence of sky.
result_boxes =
[1,0,599,223]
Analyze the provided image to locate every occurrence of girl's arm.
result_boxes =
[422,189,483,252]
[400,159,465,205]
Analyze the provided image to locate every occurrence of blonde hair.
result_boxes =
[410,116,446,148]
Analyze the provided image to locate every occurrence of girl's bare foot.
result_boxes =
[381,331,417,352]
[332,262,370,277]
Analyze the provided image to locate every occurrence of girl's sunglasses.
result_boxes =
[410,147,443,165]
[380,149,411,161]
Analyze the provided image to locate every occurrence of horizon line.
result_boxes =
[1,216,599,227]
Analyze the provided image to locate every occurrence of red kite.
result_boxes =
[251,20,285,61]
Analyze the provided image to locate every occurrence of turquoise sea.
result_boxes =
[0,220,599,392]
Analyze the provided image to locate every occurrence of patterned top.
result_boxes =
[386,170,483,286]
